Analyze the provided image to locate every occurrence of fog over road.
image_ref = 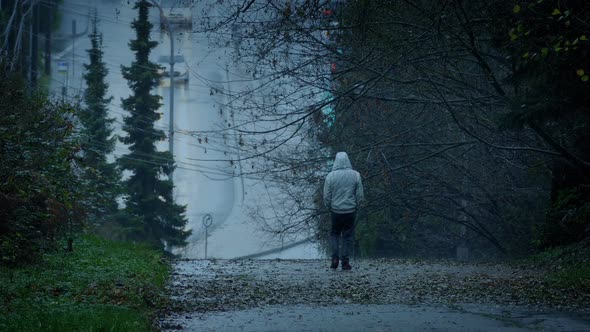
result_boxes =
[50,0,321,259]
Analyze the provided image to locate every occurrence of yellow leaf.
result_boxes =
[509,29,518,41]
[552,9,561,15]
[576,69,585,76]
[522,52,530,59]
[513,4,521,13]
[581,35,588,41]
[582,75,589,82]
[541,47,549,56]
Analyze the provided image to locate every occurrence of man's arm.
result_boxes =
[323,174,332,209]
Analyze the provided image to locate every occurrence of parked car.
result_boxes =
[157,55,189,86]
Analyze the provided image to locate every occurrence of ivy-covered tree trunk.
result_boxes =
[119,0,190,249]
[80,15,120,221]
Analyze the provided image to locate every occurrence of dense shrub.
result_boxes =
[541,188,590,248]
[0,69,85,266]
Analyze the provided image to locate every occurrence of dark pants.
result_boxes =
[330,212,355,261]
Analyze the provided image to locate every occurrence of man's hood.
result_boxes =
[332,152,352,171]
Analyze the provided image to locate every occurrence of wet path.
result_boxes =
[159,259,590,331]
[165,303,588,331]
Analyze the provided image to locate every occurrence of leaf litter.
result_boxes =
[158,258,590,327]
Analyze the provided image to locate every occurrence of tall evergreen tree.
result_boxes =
[80,14,120,220]
[119,0,190,249]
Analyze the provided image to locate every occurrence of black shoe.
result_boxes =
[330,257,339,269]
[341,260,352,270]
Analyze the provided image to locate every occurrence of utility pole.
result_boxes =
[225,64,245,203]
[72,19,76,78]
[31,1,39,89]
[169,29,175,180]
[27,0,33,88]
[17,0,25,74]
[150,0,176,182]
[44,0,52,75]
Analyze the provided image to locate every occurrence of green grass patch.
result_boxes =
[38,73,52,95]
[520,239,590,293]
[0,234,170,331]
[547,264,590,292]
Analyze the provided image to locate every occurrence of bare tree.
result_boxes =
[192,0,585,257]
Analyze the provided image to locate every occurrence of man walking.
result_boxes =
[323,152,364,270]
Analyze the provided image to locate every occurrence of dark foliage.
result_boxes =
[0,68,84,265]
[503,0,590,246]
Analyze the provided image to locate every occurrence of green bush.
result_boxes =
[541,189,590,248]
[0,70,86,266]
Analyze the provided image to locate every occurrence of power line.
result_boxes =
[83,136,241,177]
[39,3,330,169]
[49,33,241,133]
[49,54,311,156]
[48,78,240,156]
[39,0,136,26]
[37,5,328,140]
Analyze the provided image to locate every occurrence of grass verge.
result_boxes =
[0,234,169,331]
[525,239,590,292]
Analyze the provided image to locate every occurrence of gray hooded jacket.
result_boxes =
[323,152,364,214]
